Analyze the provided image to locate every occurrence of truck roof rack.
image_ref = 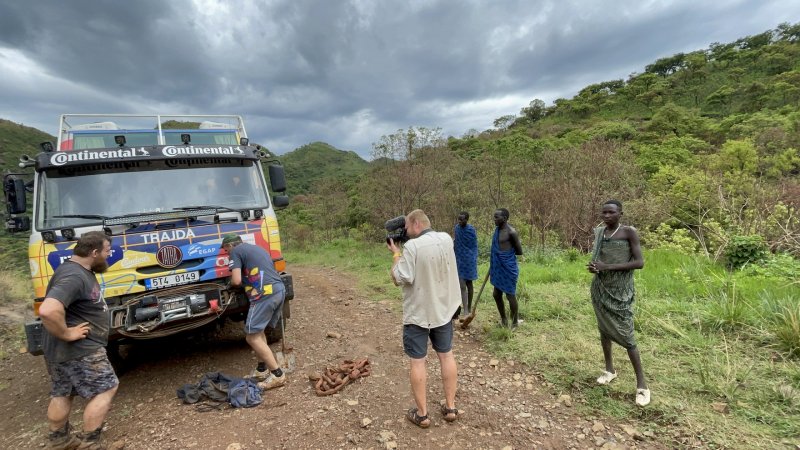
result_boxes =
[58,114,247,151]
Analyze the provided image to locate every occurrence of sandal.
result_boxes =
[406,407,431,428]
[441,403,459,422]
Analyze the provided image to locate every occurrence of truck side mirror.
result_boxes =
[3,176,27,214]
[268,164,287,193]
[5,216,30,233]
[272,195,289,208]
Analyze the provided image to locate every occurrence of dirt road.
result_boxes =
[0,266,664,449]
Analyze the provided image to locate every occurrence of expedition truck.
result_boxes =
[2,114,293,361]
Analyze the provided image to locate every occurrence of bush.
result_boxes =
[743,252,800,279]
[644,223,699,254]
[762,294,800,357]
[564,247,582,262]
[725,235,768,269]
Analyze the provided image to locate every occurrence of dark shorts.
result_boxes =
[403,322,454,359]
[47,347,119,399]
[245,284,285,334]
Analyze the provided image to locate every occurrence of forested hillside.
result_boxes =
[279,142,369,195]
[281,23,800,270]
[0,119,56,174]
[0,120,55,272]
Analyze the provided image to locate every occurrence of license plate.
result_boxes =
[146,271,199,289]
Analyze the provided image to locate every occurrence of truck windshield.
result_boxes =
[36,161,268,229]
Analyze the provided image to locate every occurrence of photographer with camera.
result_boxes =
[386,209,461,427]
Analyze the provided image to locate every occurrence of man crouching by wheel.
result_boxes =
[388,209,461,428]
[39,231,118,450]
[221,234,287,389]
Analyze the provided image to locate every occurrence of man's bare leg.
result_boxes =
[82,386,118,431]
[246,332,279,370]
[627,346,648,390]
[409,357,429,417]
[493,288,507,326]
[47,396,73,431]
[601,335,615,373]
[436,351,457,409]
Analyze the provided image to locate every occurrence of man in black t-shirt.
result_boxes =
[39,231,118,450]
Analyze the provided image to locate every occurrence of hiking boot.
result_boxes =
[250,368,269,381]
[257,372,286,390]
[76,428,105,450]
[47,422,80,450]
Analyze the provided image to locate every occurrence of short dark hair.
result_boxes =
[458,211,469,220]
[73,231,111,257]
[603,199,623,210]
[496,208,509,219]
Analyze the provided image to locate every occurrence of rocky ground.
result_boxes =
[0,266,665,449]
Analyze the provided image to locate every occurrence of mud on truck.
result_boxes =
[3,114,293,363]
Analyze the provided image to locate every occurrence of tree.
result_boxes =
[776,22,800,42]
[705,85,736,114]
[519,99,547,123]
[645,53,686,76]
[366,127,453,222]
[636,138,697,174]
[712,139,758,176]
[648,103,707,137]
[493,115,517,130]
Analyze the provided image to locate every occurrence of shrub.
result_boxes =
[564,247,582,262]
[644,223,699,254]
[702,276,754,330]
[725,235,768,269]
[743,252,800,279]
[762,294,800,357]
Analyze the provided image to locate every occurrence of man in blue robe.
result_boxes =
[490,208,523,327]
[453,211,478,319]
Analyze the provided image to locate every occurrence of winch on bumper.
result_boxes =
[24,272,293,355]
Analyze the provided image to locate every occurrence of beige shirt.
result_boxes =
[393,230,461,328]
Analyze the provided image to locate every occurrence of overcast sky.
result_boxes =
[1,1,798,159]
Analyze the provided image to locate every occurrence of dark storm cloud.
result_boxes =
[0,0,798,157]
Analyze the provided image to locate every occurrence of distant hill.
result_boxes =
[279,142,369,195]
[0,119,56,175]
[0,119,54,272]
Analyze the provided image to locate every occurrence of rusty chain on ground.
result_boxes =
[307,358,371,396]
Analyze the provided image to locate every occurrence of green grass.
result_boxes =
[285,240,800,449]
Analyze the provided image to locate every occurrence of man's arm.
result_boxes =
[228,247,244,287]
[387,239,403,286]
[510,228,523,256]
[388,239,415,285]
[38,298,90,342]
[230,268,243,287]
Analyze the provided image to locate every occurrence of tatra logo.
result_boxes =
[162,145,245,157]
[50,148,149,166]
[156,245,183,268]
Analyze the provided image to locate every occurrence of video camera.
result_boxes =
[385,216,409,244]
